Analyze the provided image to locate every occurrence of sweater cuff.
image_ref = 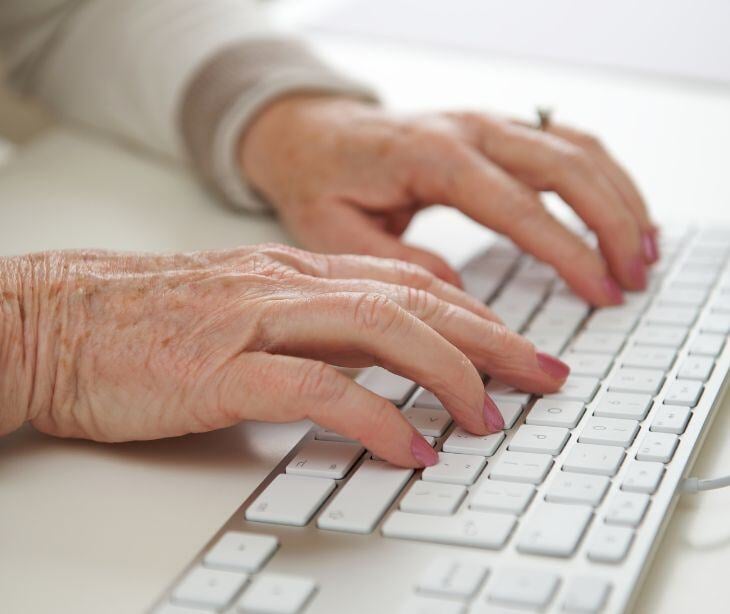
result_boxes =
[179,37,378,213]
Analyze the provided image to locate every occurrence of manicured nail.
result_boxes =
[628,255,647,289]
[602,276,624,304]
[411,433,438,467]
[483,394,505,432]
[642,232,659,264]
[537,352,571,380]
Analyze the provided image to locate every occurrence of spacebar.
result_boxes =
[317,460,413,534]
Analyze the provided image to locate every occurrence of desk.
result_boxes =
[1,33,730,614]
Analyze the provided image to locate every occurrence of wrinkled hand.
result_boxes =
[11,246,569,467]
[241,95,658,306]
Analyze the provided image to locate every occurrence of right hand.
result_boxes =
[14,244,570,467]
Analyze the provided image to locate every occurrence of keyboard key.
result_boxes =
[545,473,610,506]
[608,368,664,395]
[528,309,583,335]
[382,511,516,549]
[633,324,688,349]
[645,305,698,327]
[678,356,714,381]
[399,481,466,515]
[604,492,650,527]
[527,399,585,428]
[417,558,488,599]
[562,352,613,378]
[563,444,625,477]
[543,375,600,402]
[203,532,278,573]
[497,400,524,428]
[663,379,703,407]
[562,577,611,613]
[399,595,465,614]
[469,480,535,514]
[422,452,486,485]
[238,574,316,614]
[572,331,625,355]
[442,428,504,456]
[286,440,363,479]
[412,388,444,409]
[700,313,730,334]
[656,285,707,308]
[578,417,639,448]
[587,525,635,563]
[650,406,691,434]
[621,461,664,494]
[486,568,559,609]
[246,475,335,526]
[357,367,415,406]
[689,333,725,357]
[517,502,592,557]
[317,460,413,533]
[172,566,247,611]
[636,432,678,463]
[489,451,553,484]
[485,380,531,406]
[402,407,452,437]
[508,424,570,455]
[523,330,570,355]
[621,346,676,371]
[313,430,356,443]
[586,307,640,332]
[593,391,652,420]
[155,604,210,614]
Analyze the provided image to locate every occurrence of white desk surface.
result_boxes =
[1,34,730,613]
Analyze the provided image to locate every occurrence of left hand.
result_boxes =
[240,95,658,307]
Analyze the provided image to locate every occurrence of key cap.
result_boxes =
[571,331,625,354]
[246,475,335,526]
[622,346,676,371]
[486,568,559,609]
[508,424,570,455]
[545,473,609,506]
[524,330,570,355]
[578,417,639,448]
[155,604,210,614]
[442,428,504,456]
[700,313,730,334]
[562,352,613,378]
[586,308,640,333]
[517,502,592,557]
[528,310,583,335]
[527,399,585,428]
[172,566,247,611]
[497,400,523,428]
[382,510,516,549]
[402,407,452,437]
[412,388,444,410]
[543,375,600,402]
[485,380,531,406]
[357,367,416,406]
[317,460,413,533]
[417,558,488,599]
[286,440,363,479]
[674,268,718,288]
[489,451,553,484]
[656,285,707,308]
[399,481,466,515]
[650,406,691,434]
[587,525,635,563]
[399,595,465,614]
[678,356,714,381]
[710,293,730,313]
[238,574,316,614]
[604,492,650,527]
[633,325,688,349]
[608,368,664,395]
[645,305,698,327]
[469,480,535,514]
[636,432,678,463]
[593,391,652,420]
[562,577,611,613]
[314,430,356,443]
[422,452,486,485]
[663,379,703,407]
[563,444,625,477]
[203,532,278,573]
[689,333,725,356]
[621,461,664,494]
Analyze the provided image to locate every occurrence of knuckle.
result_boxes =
[352,292,403,334]
[559,144,594,178]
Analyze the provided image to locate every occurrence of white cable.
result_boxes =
[680,474,730,493]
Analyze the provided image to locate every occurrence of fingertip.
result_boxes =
[483,394,505,433]
[410,432,439,467]
[536,352,570,381]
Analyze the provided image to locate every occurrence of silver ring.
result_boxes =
[536,106,553,131]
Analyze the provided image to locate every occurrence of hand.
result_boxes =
[240,95,658,306]
[6,246,569,467]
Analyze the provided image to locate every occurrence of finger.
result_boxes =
[215,352,437,468]
[410,141,624,306]
[283,201,464,288]
[459,115,647,290]
[256,292,490,435]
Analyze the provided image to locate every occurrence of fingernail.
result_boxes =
[642,232,659,264]
[536,352,571,380]
[602,276,624,305]
[411,433,438,467]
[483,394,505,432]
[628,255,647,289]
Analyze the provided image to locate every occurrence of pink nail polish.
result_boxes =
[483,394,505,432]
[642,232,660,264]
[628,255,648,289]
[411,433,438,467]
[536,352,571,380]
[602,276,624,305]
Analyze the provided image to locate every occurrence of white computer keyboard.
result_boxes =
[150,228,730,614]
